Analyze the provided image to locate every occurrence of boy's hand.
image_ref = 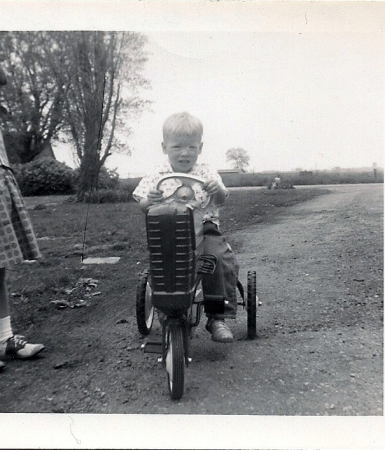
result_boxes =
[147,189,164,205]
[203,180,227,205]
[203,180,220,195]
[139,189,164,212]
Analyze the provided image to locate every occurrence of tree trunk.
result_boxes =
[77,151,101,201]
[75,32,106,202]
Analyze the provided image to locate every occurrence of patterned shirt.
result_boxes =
[133,162,228,227]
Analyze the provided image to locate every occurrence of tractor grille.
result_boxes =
[146,204,197,293]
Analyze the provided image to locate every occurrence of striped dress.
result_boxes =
[0,130,41,268]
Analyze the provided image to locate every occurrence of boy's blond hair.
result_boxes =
[163,111,203,141]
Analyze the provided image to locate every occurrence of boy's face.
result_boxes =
[162,132,203,173]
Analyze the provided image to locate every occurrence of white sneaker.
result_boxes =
[3,335,45,359]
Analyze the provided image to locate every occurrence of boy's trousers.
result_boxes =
[201,221,239,320]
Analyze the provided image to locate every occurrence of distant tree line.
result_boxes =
[219,169,383,188]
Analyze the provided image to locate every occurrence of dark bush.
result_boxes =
[86,187,135,204]
[73,166,120,191]
[12,158,76,196]
[98,167,120,190]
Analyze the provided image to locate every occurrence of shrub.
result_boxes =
[86,187,134,204]
[72,166,120,192]
[80,172,137,203]
[12,158,76,196]
[99,167,120,190]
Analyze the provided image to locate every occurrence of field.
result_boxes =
[219,169,383,187]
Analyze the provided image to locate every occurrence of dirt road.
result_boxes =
[125,183,383,416]
[0,184,383,419]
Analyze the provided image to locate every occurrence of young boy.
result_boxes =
[133,111,239,343]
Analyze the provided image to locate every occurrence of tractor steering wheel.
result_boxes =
[156,173,213,210]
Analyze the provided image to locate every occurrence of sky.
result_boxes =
[3,2,385,177]
[119,28,384,176]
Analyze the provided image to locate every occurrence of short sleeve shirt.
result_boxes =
[133,162,228,227]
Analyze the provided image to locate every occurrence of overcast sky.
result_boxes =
[123,28,384,176]
[2,2,384,176]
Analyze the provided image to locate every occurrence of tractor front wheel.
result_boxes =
[165,324,185,400]
[246,271,257,339]
[136,269,154,335]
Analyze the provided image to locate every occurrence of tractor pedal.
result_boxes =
[197,255,217,275]
[143,340,162,354]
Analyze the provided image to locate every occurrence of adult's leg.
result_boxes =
[0,267,45,359]
[0,267,10,318]
[0,268,13,361]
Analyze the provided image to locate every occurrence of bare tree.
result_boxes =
[226,147,250,171]
[43,31,150,200]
